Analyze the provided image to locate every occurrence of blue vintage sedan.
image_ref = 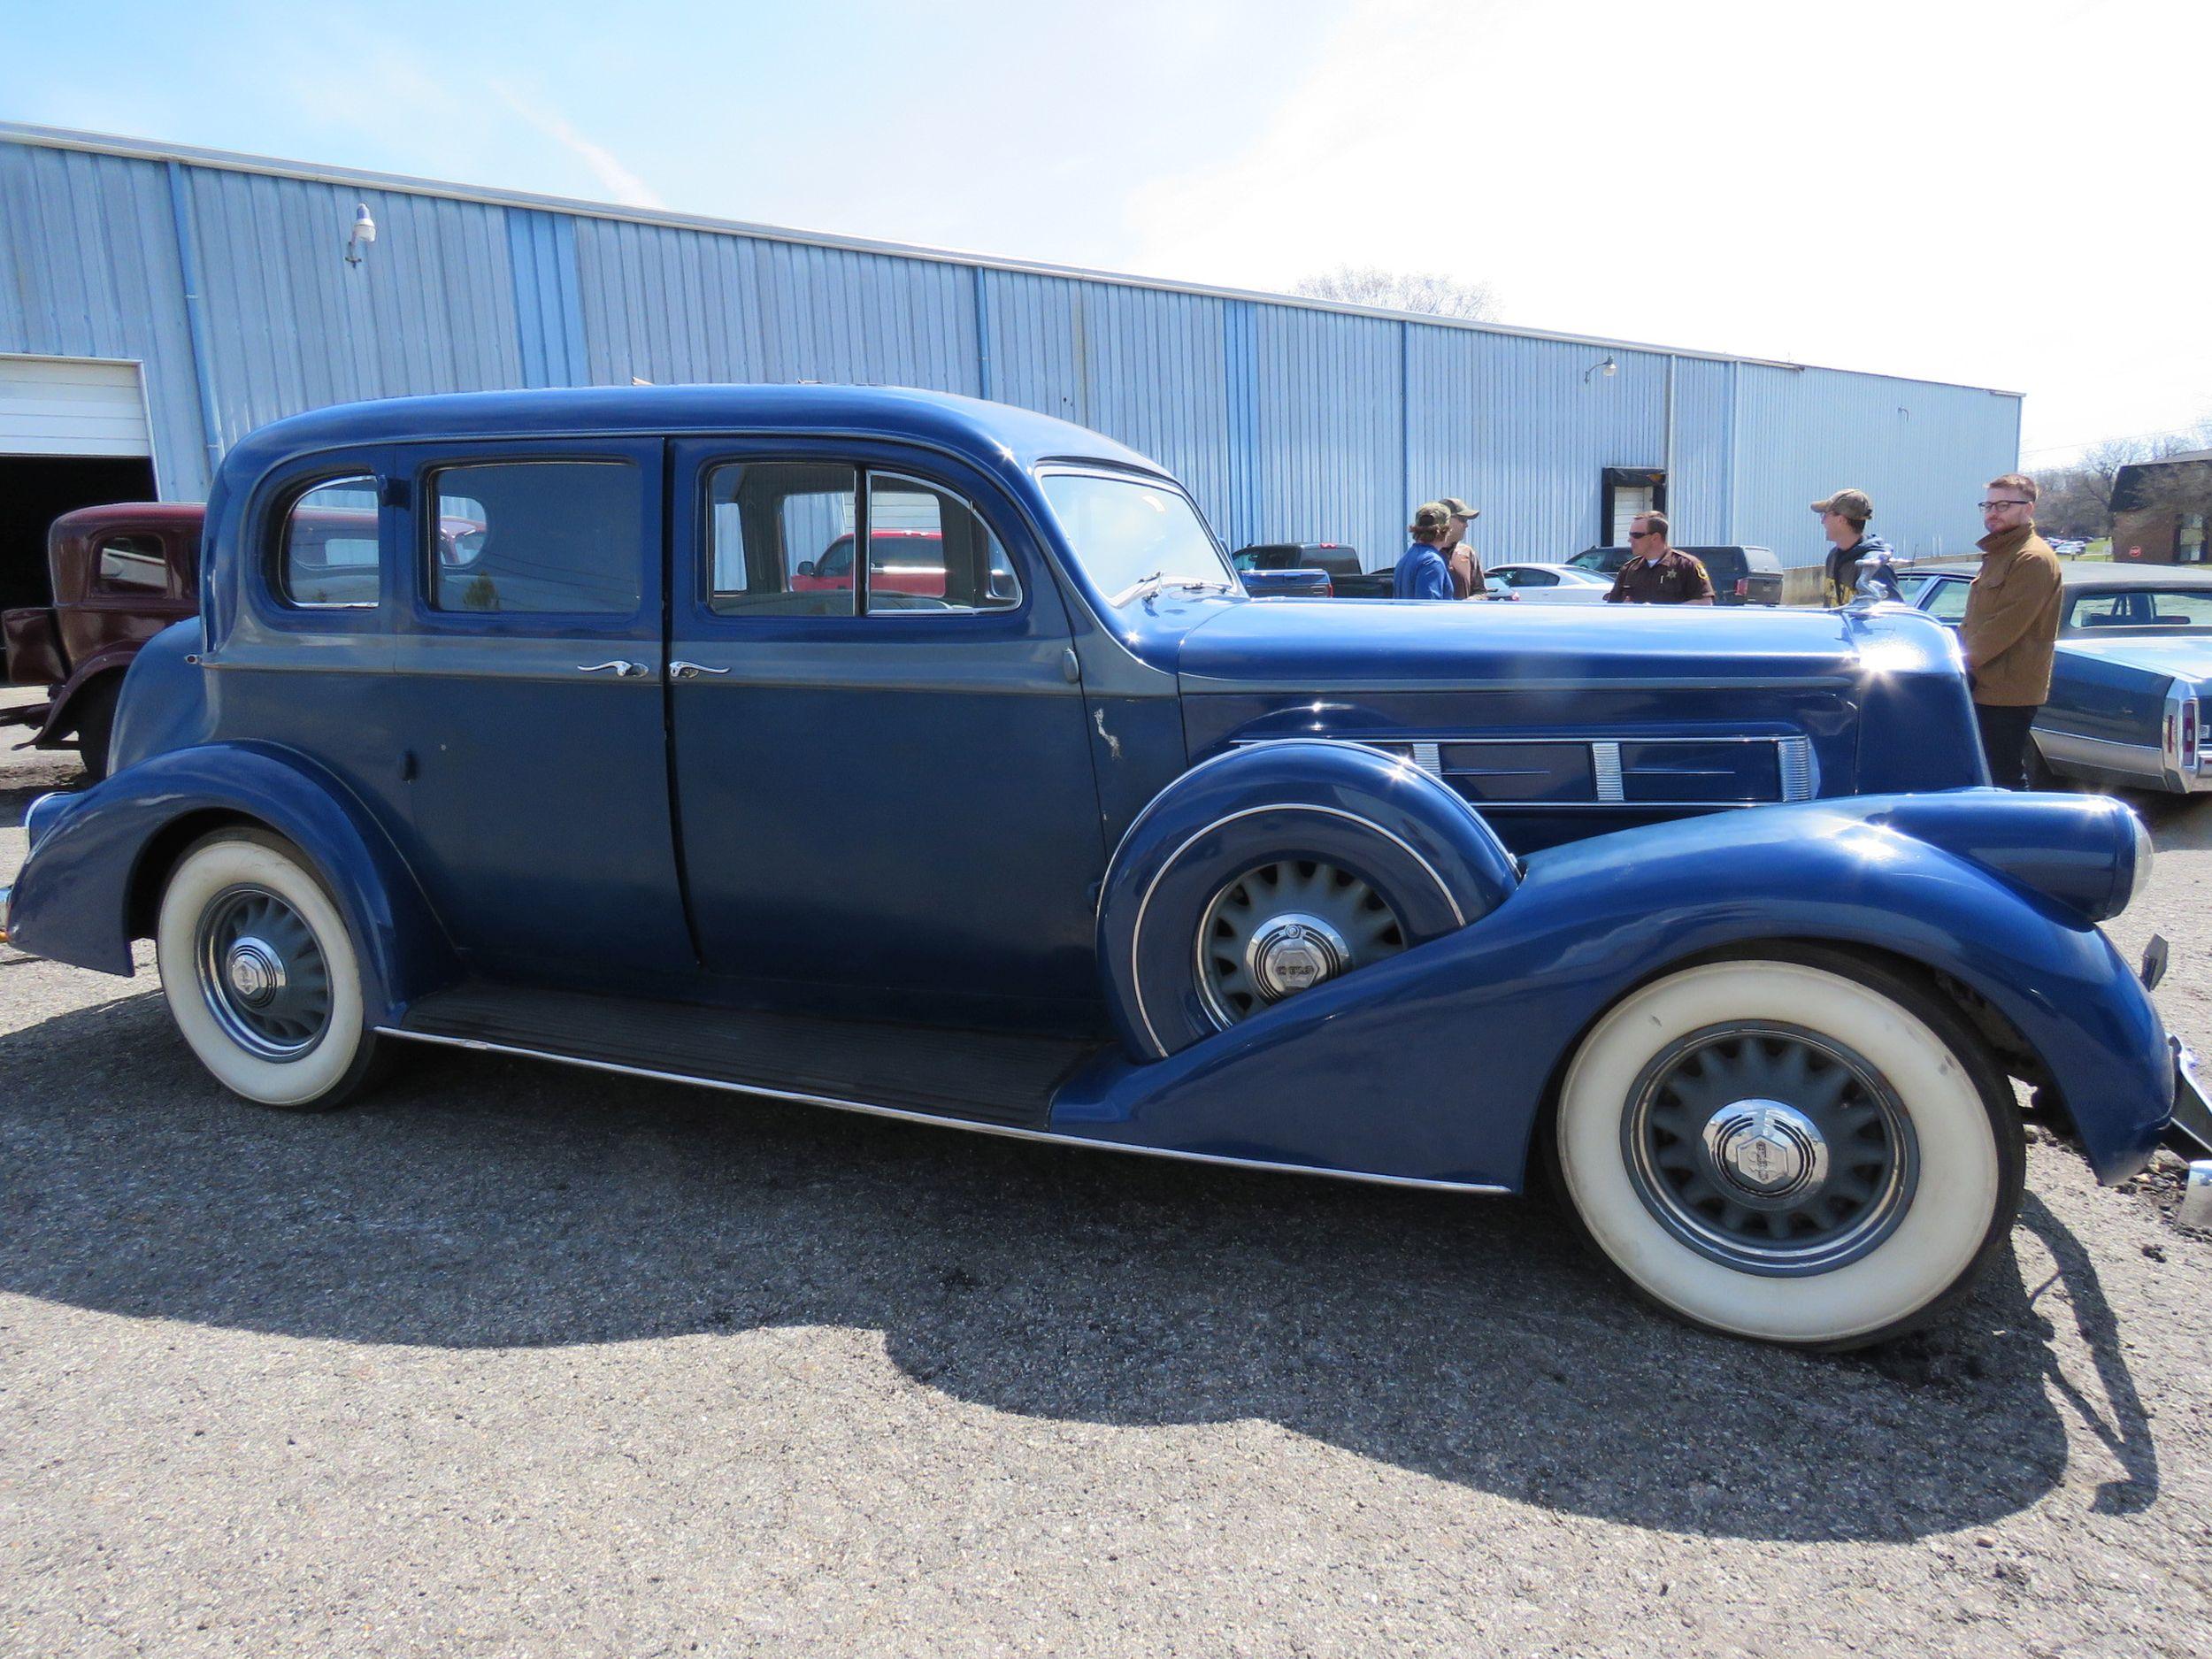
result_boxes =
[3,386,2207,1350]
[1905,562,2212,792]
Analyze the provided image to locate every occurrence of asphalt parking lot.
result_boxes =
[4,714,2208,1658]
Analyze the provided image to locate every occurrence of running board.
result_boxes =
[387,984,1099,1131]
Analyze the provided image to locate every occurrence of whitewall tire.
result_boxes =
[1554,952,2023,1348]
[156,829,383,1110]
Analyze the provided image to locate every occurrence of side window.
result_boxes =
[705,462,859,618]
[280,476,381,609]
[427,461,641,616]
[1924,579,1971,624]
[96,534,168,593]
[865,472,1019,614]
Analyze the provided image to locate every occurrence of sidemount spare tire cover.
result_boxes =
[1097,740,1520,1059]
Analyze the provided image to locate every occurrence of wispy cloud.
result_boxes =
[488,81,664,210]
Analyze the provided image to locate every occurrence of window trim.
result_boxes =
[418,454,650,624]
[272,468,387,613]
[90,533,173,598]
[692,450,1034,628]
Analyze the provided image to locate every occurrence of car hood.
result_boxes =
[2061,632,2212,685]
[1171,595,1879,690]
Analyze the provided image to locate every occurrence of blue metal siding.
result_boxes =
[1,130,2023,568]
[506,209,588,390]
[0,144,206,496]
[179,168,524,449]
[1734,365,2021,566]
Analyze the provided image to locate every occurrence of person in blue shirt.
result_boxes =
[1394,503,1457,600]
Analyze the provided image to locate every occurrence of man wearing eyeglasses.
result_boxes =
[1603,511,1714,604]
[1959,473,2062,788]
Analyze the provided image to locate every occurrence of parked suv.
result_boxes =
[2,502,202,778]
[1569,544,1785,605]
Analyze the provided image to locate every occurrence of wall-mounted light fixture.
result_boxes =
[1583,356,1617,384]
[344,204,377,267]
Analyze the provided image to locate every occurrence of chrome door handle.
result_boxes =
[578,659,648,679]
[669,660,730,680]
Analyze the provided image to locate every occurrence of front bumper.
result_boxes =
[2167,1041,2212,1229]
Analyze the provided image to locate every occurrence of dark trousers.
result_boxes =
[1975,703,2040,789]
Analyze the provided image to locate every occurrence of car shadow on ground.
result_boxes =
[0,991,2153,1544]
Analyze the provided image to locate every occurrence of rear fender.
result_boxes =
[4,741,457,1023]
[1053,799,2169,1188]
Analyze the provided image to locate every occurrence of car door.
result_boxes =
[390,437,694,980]
[666,437,1106,1032]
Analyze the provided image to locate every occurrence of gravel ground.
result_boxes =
[4,710,2209,1657]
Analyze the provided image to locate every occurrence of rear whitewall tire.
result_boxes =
[1555,955,2021,1348]
[156,830,381,1110]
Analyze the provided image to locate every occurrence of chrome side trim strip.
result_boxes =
[1592,741,1625,803]
[2038,728,2163,777]
[372,1026,1513,1195]
[1778,734,1817,802]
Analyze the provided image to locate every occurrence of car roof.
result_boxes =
[219,384,1169,481]
[1911,560,2212,588]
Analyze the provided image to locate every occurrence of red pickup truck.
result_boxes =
[3,503,202,779]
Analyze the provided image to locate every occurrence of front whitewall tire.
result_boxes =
[1556,957,2017,1348]
[157,831,379,1110]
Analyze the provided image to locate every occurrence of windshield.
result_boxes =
[1039,472,1235,603]
[2064,588,2212,632]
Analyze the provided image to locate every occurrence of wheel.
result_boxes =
[71,678,119,782]
[155,828,385,1110]
[1194,856,1409,1028]
[1552,950,2023,1348]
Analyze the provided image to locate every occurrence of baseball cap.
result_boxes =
[1811,488,1874,519]
[1410,503,1453,534]
[1438,496,1480,520]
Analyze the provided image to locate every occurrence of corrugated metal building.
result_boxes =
[1,121,2020,608]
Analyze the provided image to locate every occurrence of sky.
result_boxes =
[4,0,2204,466]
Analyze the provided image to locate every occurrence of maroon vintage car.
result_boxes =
[3,502,202,779]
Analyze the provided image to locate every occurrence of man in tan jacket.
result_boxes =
[1959,472,2063,787]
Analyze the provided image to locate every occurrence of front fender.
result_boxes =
[4,741,457,1023]
[1050,797,2169,1188]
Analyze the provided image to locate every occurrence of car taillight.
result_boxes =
[2188,699,2201,768]
[1733,578,1747,597]
[1318,579,1333,597]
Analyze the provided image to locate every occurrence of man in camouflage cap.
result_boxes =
[1814,488,1900,604]
[1439,496,1481,598]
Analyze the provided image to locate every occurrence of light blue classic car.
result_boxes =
[1905,562,2212,792]
[3,386,2208,1351]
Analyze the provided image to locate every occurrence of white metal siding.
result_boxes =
[0,356,150,457]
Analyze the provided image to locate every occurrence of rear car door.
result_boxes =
[389,438,693,980]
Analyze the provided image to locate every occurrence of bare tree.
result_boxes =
[1292,265,1498,322]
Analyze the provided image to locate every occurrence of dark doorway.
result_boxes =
[0,455,160,612]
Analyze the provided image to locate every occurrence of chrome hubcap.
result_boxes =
[1702,1100,1831,1203]
[1197,859,1406,1028]
[1623,1024,1917,1276]
[225,938,287,1006]
[194,886,333,1061]
[1248,913,1350,1002]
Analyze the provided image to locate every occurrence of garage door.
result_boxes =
[0,357,151,458]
